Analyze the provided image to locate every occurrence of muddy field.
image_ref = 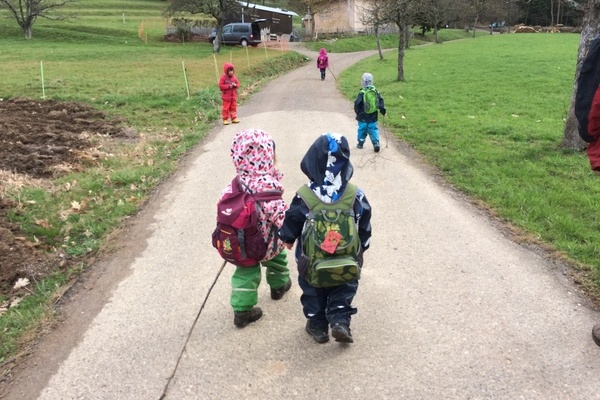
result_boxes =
[0,98,131,301]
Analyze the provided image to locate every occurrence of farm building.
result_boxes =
[225,2,299,35]
[307,0,370,34]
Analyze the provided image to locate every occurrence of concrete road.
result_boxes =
[3,46,599,400]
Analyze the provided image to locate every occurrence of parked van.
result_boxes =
[209,20,265,47]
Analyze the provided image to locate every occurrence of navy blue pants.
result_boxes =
[298,275,358,326]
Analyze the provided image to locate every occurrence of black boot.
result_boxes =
[306,320,329,343]
[234,307,262,328]
[331,322,353,343]
[271,280,292,300]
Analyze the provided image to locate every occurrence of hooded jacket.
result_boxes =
[219,62,240,102]
[354,83,386,123]
[279,133,372,268]
[220,129,287,261]
[317,48,329,69]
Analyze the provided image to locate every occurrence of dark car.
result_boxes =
[209,20,265,47]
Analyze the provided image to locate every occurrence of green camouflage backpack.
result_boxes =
[297,183,361,288]
[360,86,378,114]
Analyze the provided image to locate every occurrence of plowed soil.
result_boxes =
[0,98,130,298]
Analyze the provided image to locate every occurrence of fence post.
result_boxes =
[213,54,219,83]
[182,60,190,99]
[40,61,46,99]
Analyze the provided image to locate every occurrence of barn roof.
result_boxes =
[237,1,299,17]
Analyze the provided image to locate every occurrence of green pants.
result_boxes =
[231,250,289,312]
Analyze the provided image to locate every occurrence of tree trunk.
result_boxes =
[561,0,600,150]
[376,27,384,60]
[403,19,411,49]
[397,25,405,81]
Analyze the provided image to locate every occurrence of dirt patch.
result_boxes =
[0,98,132,300]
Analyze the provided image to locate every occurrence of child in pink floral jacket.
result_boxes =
[219,129,292,328]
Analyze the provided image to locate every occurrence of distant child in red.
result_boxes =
[219,62,240,125]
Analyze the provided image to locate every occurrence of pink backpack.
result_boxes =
[212,177,282,267]
[318,54,328,68]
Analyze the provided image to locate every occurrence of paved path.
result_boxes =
[3,46,599,400]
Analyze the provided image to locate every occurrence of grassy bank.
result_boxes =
[340,32,600,297]
[305,28,488,53]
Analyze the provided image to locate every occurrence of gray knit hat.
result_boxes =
[361,72,373,88]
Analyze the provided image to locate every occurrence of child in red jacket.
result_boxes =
[219,62,240,125]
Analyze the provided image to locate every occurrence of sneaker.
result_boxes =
[223,120,230,125]
[331,323,353,343]
[234,307,262,328]
[593,322,600,347]
[374,143,380,153]
[232,118,240,123]
[306,320,329,343]
[270,280,291,300]
[356,142,364,149]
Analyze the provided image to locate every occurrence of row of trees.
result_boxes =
[0,0,585,41]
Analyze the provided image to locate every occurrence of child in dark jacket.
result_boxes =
[354,72,386,152]
[279,133,372,344]
[220,129,292,328]
[219,62,240,125]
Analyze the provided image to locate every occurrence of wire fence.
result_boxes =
[3,38,295,102]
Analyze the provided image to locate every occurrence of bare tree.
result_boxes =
[359,0,389,59]
[382,0,415,81]
[0,0,76,39]
[413,0,457,43]
[468,0,489,37]
[166,0,243,52]
[562,0,600,150]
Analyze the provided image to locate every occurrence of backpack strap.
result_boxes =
[297,183,357,214]
[235,176,283,200]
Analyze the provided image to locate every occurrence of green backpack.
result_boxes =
[297,183,361,288]
[360,86,378,114]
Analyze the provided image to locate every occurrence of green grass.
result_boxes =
[305,28,489,53]
[341,33,600,286]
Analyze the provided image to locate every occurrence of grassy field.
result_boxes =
[0,0,302,128]
[340,32,600,296]
[1,0,599,369]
